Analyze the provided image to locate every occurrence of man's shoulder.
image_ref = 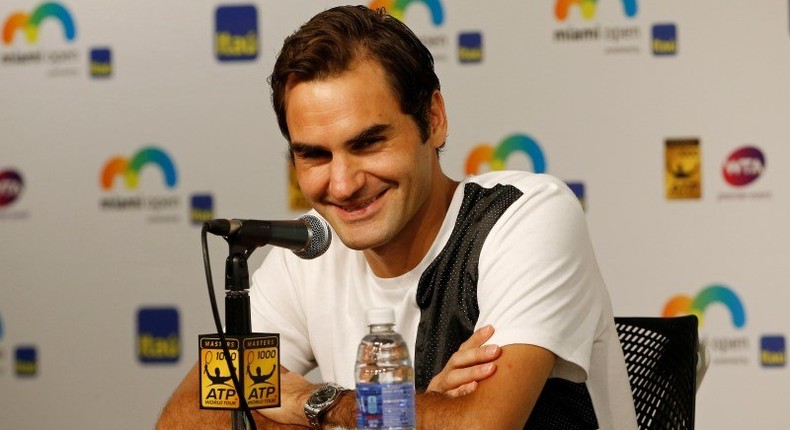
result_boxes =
[462,171,571,198]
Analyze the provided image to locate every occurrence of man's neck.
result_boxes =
[364,175,459,278]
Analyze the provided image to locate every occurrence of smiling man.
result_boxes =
[157,6,636,430]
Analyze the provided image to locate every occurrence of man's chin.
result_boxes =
[333,229,388,252]
[335,235,375,251]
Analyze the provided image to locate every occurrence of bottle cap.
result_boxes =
[367,307,395,326]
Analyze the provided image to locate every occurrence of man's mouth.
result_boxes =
[339,191,386,213]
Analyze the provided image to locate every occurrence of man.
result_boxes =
[157,5,637,429]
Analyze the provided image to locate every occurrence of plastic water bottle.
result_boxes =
[355,308,416,430]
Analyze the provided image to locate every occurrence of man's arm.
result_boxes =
[259,326,548,430]
[302,343,553,430]
[319,344,554,430]
[256,325,502,428]
[155,362,309,430]
[417,344,555,429]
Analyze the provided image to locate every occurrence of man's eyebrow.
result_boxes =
[289,123,394,152]
[288,141,317,154]
[346,123,393,147]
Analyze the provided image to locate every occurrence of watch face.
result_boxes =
[312,385,337,404]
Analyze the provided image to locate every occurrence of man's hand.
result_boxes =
[426,325,501,397]
[256,368,315,427]
[156,362,311,429]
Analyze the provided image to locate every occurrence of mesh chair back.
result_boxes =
[615,315,699,430]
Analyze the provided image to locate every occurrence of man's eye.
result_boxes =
[294,148,331,160]
[353,137,381,150]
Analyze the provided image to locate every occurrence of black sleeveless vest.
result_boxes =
[413,182,599,429]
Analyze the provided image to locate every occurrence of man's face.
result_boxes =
[284,59,444,253]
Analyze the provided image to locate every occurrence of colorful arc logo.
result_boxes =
[2,2,76,45]
[663,284,746,328]
[369,0,444,25]
[555,0,638,21]
[101,147,178,190]
[465,134,546,175]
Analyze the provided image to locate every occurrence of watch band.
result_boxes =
[304,383,348,429]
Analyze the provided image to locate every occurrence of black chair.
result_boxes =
[614,315,699,430]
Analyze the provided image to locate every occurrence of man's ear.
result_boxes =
[428,90,448,150]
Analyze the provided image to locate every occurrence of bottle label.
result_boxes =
[355,382,416,429]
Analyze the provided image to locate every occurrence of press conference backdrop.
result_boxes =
[1,0,788,428]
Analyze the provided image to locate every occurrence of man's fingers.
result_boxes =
[426,325,501,396]
[446,381,477,398]
[442,363,497,397]
[447,343,501,370]
[458,324,495,351]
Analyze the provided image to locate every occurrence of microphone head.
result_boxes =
[294,214,332,259]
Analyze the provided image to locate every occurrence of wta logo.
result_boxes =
[101,147,178,190]
[369,0,444,25]
[465,134,546,175]
[0,169,24,207]
[663,284,746,329]
[555,0,638,21]
[2,2,76,45]
[722,146,765,187]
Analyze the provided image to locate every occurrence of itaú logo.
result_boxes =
[722,146,765,187]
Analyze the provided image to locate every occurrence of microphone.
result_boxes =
[205,214,332,259]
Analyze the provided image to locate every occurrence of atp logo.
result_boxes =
[369,0,444,26]
[2,2,76,45]
[555,0,637,21]
[663,284,746,329]
[465,134,546,175]
[722,146,765,187]
[0,169,24,207]
[100,147,178,191]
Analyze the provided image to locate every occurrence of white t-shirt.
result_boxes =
[250,171,637,428]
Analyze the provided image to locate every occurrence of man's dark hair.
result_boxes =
[269,5,440,143]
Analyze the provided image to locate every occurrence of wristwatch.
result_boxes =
[304,383,347,429]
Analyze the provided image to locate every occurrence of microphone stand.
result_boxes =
[225,240,255,430]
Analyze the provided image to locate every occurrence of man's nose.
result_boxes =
[328,154,364,201]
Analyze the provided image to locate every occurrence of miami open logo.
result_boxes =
[465,134,546,175]
[99,146,181,219]
[555,0,638,21]
[369,0,444,26]
[2,2,76,45]
[663,284,746,329]
[552,0,641,54]
[101,146,178,191]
